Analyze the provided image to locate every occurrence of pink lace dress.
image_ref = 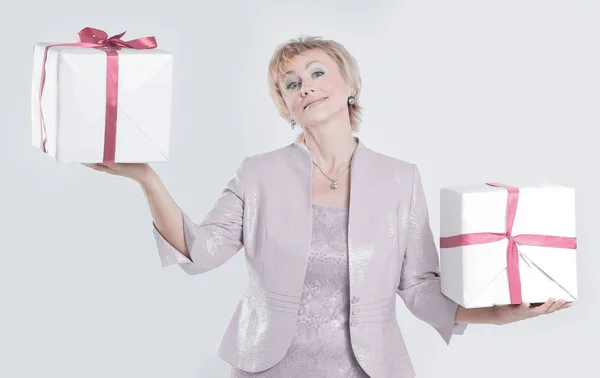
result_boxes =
[229,204,370,378]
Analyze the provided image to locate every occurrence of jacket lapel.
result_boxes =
[291,136,368,293]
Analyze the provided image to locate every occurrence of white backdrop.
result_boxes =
[1,1,598,377]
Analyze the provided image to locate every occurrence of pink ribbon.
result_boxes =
[439,183,577,304]
[38,27,157,162]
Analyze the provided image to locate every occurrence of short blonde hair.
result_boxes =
[267,35,364,142]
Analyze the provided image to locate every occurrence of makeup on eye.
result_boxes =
[285,70,325,90]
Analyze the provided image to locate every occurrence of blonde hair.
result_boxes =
[267,35,364,143]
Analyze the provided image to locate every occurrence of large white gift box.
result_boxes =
[439,183,578,309]
[31,33,173,163]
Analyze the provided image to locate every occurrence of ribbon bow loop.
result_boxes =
[77,27,109,44]
[75,27,156,50]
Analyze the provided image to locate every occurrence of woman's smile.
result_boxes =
[304,97,327,110]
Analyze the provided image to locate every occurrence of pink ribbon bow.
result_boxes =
[439,183,577,304]
[38,27,157,162]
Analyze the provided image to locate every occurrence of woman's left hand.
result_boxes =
[494,298,574,325]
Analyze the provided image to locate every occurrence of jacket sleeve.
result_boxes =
[151,157,248,275]
[396,163,467,344]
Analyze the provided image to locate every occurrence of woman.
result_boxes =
[84,36,572,378]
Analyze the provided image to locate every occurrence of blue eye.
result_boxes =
[286,71,324,90]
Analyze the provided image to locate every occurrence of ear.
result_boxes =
[347,82,357,97]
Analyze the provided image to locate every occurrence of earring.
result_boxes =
[348,96,356,106]
[290,119,296,129]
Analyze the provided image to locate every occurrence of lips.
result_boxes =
[304,97,327,110]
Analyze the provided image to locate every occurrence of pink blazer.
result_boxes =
[152,137,467,378]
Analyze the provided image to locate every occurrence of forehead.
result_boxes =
[281,49,334,76]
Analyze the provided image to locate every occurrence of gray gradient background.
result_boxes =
[1,1,598,377]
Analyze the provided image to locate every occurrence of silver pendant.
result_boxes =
[330,180,338,190]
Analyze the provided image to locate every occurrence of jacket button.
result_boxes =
[350,319,358,327]
[352,308,360,315]
[351,296,360,304]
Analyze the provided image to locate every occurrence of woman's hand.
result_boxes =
[81,162,153,183]
[494,298,574,325]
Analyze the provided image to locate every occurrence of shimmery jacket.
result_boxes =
[152,138,467,378]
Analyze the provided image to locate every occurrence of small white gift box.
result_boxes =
[31,28,173,163]
[440,183,578,308]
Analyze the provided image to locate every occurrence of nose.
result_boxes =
[301,87,314,97]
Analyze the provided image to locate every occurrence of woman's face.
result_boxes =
[279,49,353,128]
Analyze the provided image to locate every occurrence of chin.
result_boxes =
[302,107,342,126]
[302,114,333,127]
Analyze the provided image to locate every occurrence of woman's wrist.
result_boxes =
[456,304,502,325]
[136,165,158,187]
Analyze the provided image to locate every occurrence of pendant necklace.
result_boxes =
[312,161,350,190]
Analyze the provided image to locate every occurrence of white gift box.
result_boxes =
[31,42,173,162]
[440,183,578,308]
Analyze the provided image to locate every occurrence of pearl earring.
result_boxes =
[290,119,296,129]
[348,96,356,106]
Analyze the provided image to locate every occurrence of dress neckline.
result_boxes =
[312,203,349,211]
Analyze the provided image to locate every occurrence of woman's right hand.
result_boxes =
[81,162,153,183]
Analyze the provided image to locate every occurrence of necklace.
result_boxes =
[312,160,350,190]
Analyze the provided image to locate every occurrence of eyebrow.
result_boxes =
[283,60,321,76]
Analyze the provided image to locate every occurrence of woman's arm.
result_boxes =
[455,305,500,325]
[140,157,249,274]
[140,168,190,258]
[396,164,467,345]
